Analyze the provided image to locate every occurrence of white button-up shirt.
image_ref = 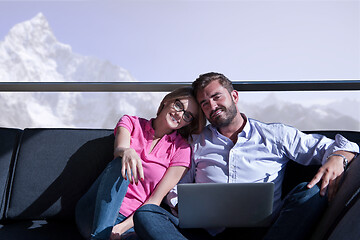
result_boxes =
[168,116,359,214]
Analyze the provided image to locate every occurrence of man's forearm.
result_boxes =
[328,150,357,170]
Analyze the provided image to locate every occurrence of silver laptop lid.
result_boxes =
[178,182,274,228]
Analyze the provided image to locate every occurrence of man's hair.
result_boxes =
[192,72,234,98]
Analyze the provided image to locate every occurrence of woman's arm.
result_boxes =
[114,126,144,184]
[144,166,188,206]
[113,126,131,158]
[110,166,188,239]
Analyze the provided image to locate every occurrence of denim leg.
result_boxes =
[264,182,328,240]
[75,157,129,240]
[133,204,187,240]
[76,171,101,238]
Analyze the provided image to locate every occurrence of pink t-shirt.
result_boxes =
[114,115,191,216]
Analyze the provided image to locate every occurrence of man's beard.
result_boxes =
[209,101,238,128]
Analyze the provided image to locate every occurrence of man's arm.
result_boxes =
[307,150,356,201]
[280,126,359,201]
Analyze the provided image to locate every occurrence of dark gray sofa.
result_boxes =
[0,127,359,240]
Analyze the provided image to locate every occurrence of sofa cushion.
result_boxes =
[5,128,114,220]
[0,128,22,221]
[0,220,82,240]
[327,196,360,240]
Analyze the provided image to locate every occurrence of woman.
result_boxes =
[75,87,205,240]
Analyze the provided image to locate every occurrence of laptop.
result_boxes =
[177,182,274,228]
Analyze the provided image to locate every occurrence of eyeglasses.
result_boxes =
[173,99,194,123]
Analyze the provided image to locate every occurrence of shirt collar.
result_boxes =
[145,118,155,134]
[239,113,250,138]
[167,130,179,142]
[208,113,250,139]
[145,118,178,142]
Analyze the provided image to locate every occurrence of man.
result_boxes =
[133,72,359,240]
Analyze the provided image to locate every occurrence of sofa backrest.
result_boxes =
[4,128,114,221]
[1,127,359,236]
[0,128,22,221]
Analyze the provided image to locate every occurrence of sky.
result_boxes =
[0,0,359,83]
[0,0,359,129]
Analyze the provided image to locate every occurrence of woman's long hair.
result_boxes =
[156,87,206,141]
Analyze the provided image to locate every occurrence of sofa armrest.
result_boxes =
[311,154,360,239]
[0,128,22,221]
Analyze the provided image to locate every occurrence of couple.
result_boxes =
[76,72,359,240]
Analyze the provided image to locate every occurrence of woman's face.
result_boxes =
[161,97,198,130]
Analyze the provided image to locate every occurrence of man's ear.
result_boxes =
[231,90,239,104]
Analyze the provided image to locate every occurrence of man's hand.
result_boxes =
[307,156,343,201]
[307,151,354,201]
[121,148,144,184]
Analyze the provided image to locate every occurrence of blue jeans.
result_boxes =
[133,182,328,240]
[75,157,134,240]
[263,182,328,240]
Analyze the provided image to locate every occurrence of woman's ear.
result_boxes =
[156,100,169,116]
[156,104,164,116]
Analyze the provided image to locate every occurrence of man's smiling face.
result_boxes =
[196,80,239,128]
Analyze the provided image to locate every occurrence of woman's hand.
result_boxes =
[110,222,129,240]
[114,126,144,184]
[110,215,134,240]
[121,148,144,184]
